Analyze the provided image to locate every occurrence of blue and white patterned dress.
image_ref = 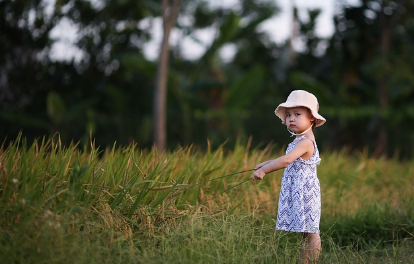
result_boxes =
[276,135,321,234]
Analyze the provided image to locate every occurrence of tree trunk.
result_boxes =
[377,12,390,156]
[153,0,180,151]
[289,5,299,65]
[376,0,403,156]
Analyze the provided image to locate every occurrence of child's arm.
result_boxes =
[252,139,314,181]
[254,160,272,170]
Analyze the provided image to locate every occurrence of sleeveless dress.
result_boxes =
[275,135,321,234]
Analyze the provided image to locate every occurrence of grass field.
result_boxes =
[1,135,414,263]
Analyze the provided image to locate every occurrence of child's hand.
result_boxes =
[252,169,265,181]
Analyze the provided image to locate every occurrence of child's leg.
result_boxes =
[301,233,321,263]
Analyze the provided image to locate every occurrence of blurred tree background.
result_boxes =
[1,0,414,157]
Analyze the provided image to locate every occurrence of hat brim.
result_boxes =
[275,103,326,127]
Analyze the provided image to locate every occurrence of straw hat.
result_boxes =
[274,90,326,127]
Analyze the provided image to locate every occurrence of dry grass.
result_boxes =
[1,135,414,263]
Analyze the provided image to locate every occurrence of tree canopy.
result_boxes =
[1,0,414,157]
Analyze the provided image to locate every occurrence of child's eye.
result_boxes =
[295,113,300,116]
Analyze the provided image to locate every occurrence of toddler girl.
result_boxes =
[252,90,326,263]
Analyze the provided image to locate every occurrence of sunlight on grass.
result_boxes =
[1,134,413,263]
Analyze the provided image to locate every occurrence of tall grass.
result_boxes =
[1,135,413,263]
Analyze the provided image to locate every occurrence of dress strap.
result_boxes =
[300,135,317,147]
[299,135,319,163]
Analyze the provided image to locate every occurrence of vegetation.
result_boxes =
[2,0,414,262]
[1,135,413,263]
[2,0,414,156]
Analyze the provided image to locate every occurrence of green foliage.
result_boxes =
[1,135,414,263]
[2,0,414,156]
[47,91,66,125]
[323,202,414,250]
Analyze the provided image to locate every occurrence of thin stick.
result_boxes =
[196,168,255,185]
[150,168,255,190]
[201,177,252,204]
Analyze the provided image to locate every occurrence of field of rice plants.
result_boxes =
[1,135,414,263]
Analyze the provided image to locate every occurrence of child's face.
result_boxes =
[284,107,315,133]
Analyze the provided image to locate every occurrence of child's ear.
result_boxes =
[310,116,316,123]
[307,109,315,122]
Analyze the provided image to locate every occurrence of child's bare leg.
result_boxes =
[302,233,321,263]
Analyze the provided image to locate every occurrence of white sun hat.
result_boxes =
[274,90,326,127]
